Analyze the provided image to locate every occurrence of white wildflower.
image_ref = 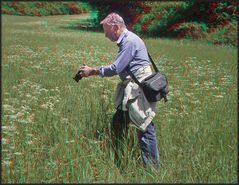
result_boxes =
[213,95,223,98]
[14,152,23,155]
[60,118,69,123]
[16,112,25,117]
[40,88,49,93]
[2,126,16,131]
[26,141,33,145]
[9,115,18,120]
[3,104,14,110]
[185,93,192,97]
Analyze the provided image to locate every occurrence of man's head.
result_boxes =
[100,13,126,42]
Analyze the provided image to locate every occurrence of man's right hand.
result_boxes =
[79,65,99,77]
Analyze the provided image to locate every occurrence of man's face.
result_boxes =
[103,24,118,42]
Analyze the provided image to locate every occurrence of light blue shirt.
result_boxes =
[99,29,151,80]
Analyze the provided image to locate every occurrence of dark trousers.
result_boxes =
[111,109,160,168]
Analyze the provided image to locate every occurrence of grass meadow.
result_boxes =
[1,14,238,183]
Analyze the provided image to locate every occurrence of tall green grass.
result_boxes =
[2,14,237,183]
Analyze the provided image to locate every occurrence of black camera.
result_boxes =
[73,70,83,82]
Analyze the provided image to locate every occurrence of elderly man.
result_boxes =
[79,13,160,168]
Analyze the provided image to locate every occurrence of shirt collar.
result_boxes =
[117,28,128,45]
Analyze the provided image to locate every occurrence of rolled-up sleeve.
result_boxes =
[98,64,117,77]
[98,40,136,77]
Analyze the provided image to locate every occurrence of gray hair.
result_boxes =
[100,13,126,28]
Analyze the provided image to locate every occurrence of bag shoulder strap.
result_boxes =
[147,52,159,72]
[127,53,168,102]
[127,68,142,87]
[127,52,158,85]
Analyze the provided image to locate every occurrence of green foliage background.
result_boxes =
[1,1,238,46]
[1,1,91,16]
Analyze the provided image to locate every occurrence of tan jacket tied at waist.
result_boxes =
[115,65,157,132]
